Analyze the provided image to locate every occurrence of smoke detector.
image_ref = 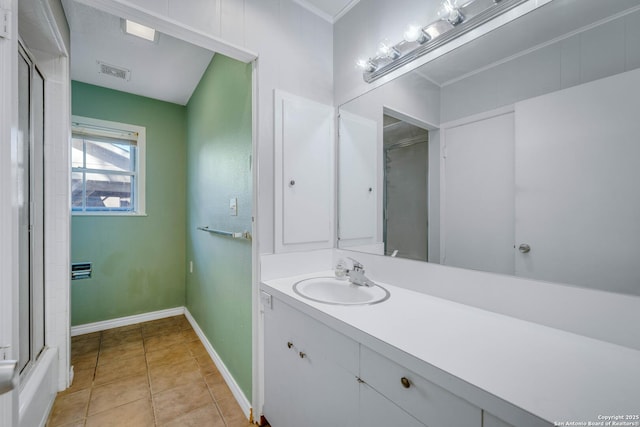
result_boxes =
[97,61,131,81]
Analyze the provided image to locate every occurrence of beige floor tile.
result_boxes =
[158,404,225,427]
[88,374,150,415]
[60,367,95,395]
[52,421,85,427]
[145,343,192,369]
[98,341,145,365]
[71,353,98,371]
[101,324,141,336]
[47,389,90,427]
[143,331,184,353]
[142,322,181,338]
[186,340,208,357]
[94,354,147,386]
[173,316,192,330]
[204,373,233,401]
[71,338,100,358]
[216,396,245,421]
[85,397,154,427]
[100,329,142,349]
[180,329,199,342]
[153,380,215,424]
[72,332,101,343]
[149,358,202,394]
[224,415,253,427]
[195,354,219,376]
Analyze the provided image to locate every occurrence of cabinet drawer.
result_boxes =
[360,346,481,427]
[270,297,359,375]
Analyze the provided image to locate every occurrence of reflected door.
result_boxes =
[338,111,377,247]
[514,68,640,294]
[442,112,515,274]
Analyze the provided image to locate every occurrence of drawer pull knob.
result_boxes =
[287,342,293,349]
[299,352,306,359]
[400,377,411,389]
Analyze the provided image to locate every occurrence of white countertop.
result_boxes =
[262,271,640,425]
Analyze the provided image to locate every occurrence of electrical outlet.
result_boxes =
[230,198,238,216]
[189,261,193,274]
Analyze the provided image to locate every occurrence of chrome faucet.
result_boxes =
[344,257,375,287]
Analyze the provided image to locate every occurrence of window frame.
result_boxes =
[71,115,146,216]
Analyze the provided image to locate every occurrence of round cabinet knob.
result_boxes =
[287,342,293,349]
[400,377,411,389]
[368,187,373,192]
[289,180,296,186]
[518,243,531,254]
[299,352,306,359]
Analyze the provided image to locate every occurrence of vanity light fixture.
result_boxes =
[123,19,157,42]
[358,0,529,83]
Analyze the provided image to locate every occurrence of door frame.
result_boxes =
[0,0,20,425]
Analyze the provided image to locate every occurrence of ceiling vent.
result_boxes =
[97,61,131,81]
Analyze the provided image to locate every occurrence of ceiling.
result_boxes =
[62,0,214,105]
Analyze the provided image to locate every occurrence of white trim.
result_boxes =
[334,0,360,23]
[184,308,252,419]
[292,0,333,23]
[292,0,361,24]
[70,307,184,336]
[250,58,263,422]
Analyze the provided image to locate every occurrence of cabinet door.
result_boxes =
[359,381,425,427]
[263,296,358,427]
[274,91,334,252]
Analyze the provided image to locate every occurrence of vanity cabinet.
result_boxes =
[263,293,483,427]
[263,296,359,427]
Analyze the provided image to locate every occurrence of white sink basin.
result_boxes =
[293,277,390,305]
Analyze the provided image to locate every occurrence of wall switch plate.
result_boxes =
[230,197,238,216]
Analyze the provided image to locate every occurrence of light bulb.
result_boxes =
[377,41,401,59]
[404,25,430,44]
[437,0,464,25]
[356,59,376,72]
[404,25,422,42]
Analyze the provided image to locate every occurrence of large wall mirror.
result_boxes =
[337,0,640,297]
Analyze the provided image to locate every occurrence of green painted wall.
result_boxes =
[71,81,187,325]
[185,55,252,399]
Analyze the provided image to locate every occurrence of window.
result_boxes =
[72,116,146,214]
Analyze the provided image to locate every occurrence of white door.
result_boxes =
[514,68,640,294]
[441,112,515,275]
[338,111,377,246]
[274,91,334,252]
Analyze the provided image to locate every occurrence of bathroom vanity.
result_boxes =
[261,270,640,427]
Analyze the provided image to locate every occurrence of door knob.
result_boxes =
[518,243,531,253]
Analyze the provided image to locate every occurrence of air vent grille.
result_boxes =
[98,61,131,81]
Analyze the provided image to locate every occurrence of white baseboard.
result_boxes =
[70,307,185,336]
[184,308,252,420]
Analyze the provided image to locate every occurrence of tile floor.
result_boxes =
[46,315,254,427]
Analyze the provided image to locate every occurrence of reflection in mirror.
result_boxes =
[338,0,640,297]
